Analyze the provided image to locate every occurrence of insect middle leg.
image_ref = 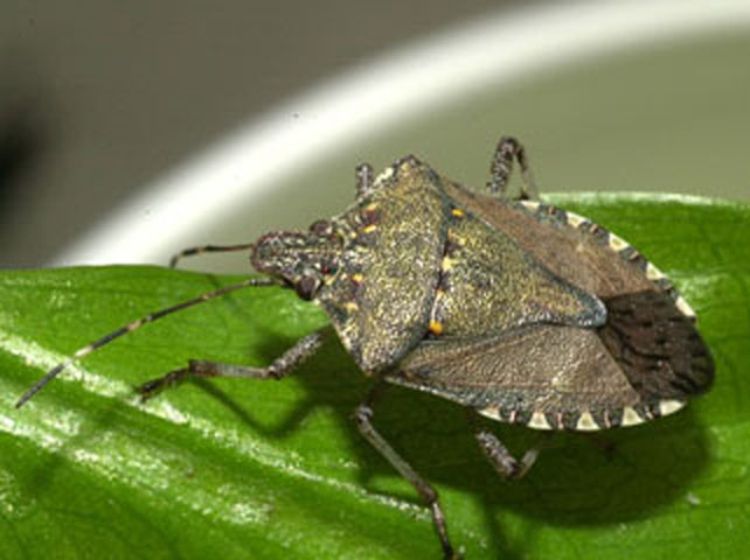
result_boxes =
[355,384,459,559]
[137,329,327,400]
[486,136,539,201]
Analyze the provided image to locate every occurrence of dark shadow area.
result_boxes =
[182,330,712,557]
[188,326,357,439]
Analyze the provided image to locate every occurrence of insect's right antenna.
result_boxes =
[170,243,257,268]
[15,276,279,409]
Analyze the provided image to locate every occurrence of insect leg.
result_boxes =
[137,329,327,400]
[474,428,539,480]
[355,162,374,197]
[355,384,458,559]
[169,242,257,268]
[486,136,539,201]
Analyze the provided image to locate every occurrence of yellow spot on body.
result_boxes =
[428,320,444,336]
[344,302,359,313]
[351,273,364,283]
[362,224,377,234]
[451,208,465,218]
[365,202,379,212]
[441,256,455,271]
[448,232,467,246]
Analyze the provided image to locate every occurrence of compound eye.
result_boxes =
[295,275,320,300]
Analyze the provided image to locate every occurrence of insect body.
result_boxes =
[18,136,714,559]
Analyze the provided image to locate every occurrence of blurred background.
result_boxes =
[1,1,748,268]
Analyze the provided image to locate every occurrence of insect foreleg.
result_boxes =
[137,329,328,400]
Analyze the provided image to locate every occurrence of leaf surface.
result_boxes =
[1,194,748,559]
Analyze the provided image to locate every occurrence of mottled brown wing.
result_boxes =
[390,290,713,431]
[316,157,449,373]
[432,208,607,338]
[442,181,655,298]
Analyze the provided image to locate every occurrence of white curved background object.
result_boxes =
[54,0,750,265]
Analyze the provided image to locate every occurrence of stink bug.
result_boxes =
[17,136,714,559]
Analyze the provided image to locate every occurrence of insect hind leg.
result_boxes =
[486,136,539,201]
[355,383,459,559]
[137,329,326,400]
[473,429,539,480]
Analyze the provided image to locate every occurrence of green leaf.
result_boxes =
[1,194,748,559]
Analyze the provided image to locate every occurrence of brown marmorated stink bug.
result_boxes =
[17,136,714,559]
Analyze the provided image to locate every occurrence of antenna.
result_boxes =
[16,276,278,408]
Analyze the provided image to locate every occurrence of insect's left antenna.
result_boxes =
[15,276,279,408]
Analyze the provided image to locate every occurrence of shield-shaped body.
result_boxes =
[312,156,713,432]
